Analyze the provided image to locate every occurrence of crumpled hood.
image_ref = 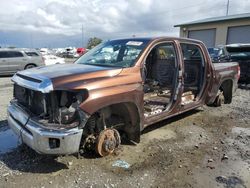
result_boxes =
[13,64,122,92]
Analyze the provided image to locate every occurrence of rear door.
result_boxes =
[0,51,10,73]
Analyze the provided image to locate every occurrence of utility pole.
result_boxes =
[81,24,84,47]
[226,0,230,16]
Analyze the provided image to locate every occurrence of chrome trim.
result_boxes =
[7,102,86,155]
[12,72,53,93]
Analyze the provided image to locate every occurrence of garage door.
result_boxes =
[227,25,250,44]
[188,29,216,47]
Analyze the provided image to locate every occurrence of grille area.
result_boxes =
[14,84,45,116]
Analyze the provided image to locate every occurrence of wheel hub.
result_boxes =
[96,129,121,156]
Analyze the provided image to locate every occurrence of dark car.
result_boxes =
[207,47,230,63]
[225,44,250,83]
[208,44,250,83]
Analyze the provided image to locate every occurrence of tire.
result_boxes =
[25,64,36,69]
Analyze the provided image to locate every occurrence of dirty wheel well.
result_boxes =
[220,80,233,104]
[84,102,141,143]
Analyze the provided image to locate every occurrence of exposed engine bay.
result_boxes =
[13,83,129,156]
[13,84,88,129]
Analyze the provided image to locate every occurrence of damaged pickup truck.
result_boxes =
[8,37,240,156]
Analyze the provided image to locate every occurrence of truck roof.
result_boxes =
[110,36,204,45]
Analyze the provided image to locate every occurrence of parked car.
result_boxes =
[207,47,230,63]
[0,48,44,75]
[225,44,250,83]
[8,37,239,156]
[76,48,86,56]
[40,48,49,55]
[208,44,250,83]
[43,55,65,66]
[61,47,76,58]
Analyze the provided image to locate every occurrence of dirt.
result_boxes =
[0,81,249,188]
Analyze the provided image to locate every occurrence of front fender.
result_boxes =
[79,83,143,115]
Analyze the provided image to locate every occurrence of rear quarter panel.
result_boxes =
[206,62,238,104]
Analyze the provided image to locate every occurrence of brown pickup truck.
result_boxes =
[8,37,240,156]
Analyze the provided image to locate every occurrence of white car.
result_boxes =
[43,55,65,66]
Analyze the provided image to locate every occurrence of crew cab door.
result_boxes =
[143,40,182,126]
[179,42,208,108]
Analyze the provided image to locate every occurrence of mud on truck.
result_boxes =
[7,37,240,156]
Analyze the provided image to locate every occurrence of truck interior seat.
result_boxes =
[151,48,176,88]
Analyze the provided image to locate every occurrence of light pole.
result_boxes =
[226,0,230,16]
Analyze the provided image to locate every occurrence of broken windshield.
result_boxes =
[75,39,149,68]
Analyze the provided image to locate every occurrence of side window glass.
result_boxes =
[25,52,39,56]
[0,52,9,58]
[8,51,24,58]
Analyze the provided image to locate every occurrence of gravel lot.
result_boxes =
[0,76,249,188]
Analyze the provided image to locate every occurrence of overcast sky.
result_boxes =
[0,0,250,48]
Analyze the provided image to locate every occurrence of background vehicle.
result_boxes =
[43,54,65,66]
[40,48,49,55]
[0,48,44,75]
[207,47,230,63]
[8,37,239,156]
[76,48,87,56]
[208,44,250,83]
[226,44,250,83]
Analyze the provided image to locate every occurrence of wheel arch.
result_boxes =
[85,102,141,143]
[24,63,37,69]
[219,79,233,104]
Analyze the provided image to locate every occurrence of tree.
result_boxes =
[87,37,102,49]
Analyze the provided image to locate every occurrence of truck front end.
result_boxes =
[7,73,89,155]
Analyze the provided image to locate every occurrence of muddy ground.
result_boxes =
[0,78,249,188]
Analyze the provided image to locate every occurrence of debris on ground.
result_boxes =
[112,160,130,169]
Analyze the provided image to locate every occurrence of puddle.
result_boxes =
[0,127,20,154]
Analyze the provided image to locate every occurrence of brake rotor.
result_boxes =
[96,128,121,157]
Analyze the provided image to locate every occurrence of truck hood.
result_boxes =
[12,64,123,93]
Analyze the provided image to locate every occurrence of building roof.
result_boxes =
[174,13,250,27]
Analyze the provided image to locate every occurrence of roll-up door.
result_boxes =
[188,29,216,47]
[227,25,250,44]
